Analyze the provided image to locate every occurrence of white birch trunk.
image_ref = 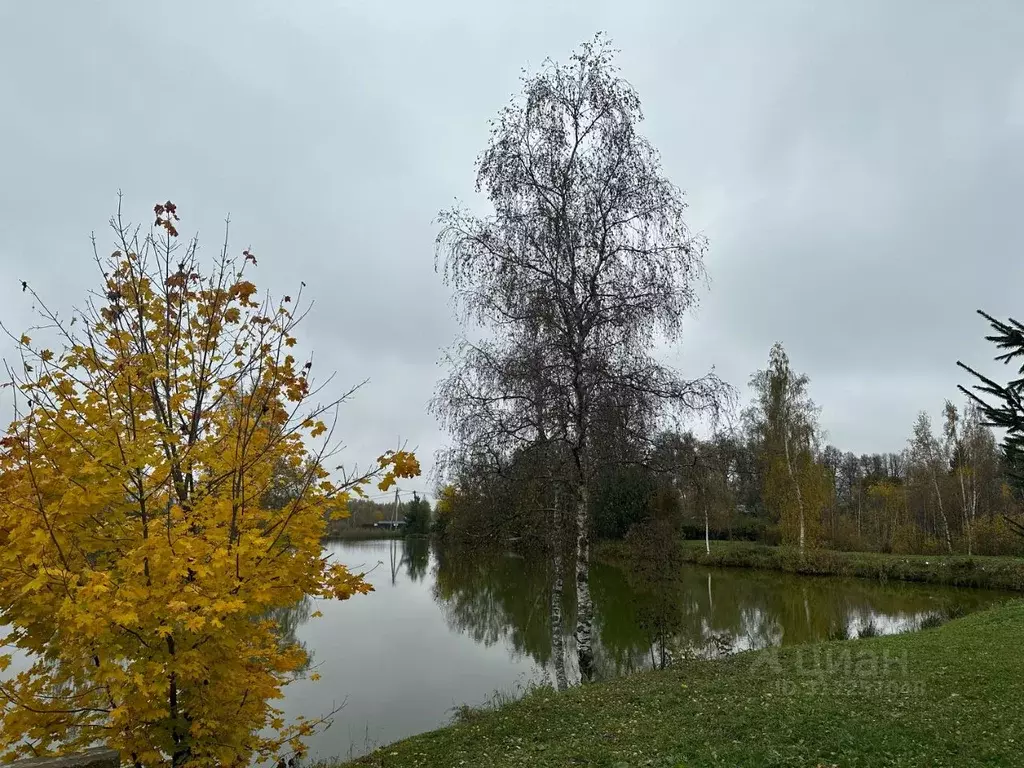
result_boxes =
[704,505,710,555]
[783,433,806,553]
[958,469,972,556]
[931,471,953,554]
[550,494,568,691]
[970,472,978,554]
[574,482,595,683]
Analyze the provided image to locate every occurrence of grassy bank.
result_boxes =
[341,599,1024,767]
[597,539,1024,592]
[323,528,410,541]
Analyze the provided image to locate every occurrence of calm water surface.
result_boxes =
[279,539,1008,761]
[0,539,1009,762]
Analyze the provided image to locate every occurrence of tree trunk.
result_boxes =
[931,472,953,554]
[704,505,710,555]
[958,469,972,556]
[168,638,190,767]
[857,486,862,541]
[550,493,568,691]
[783,434,806,553]
[574,481,595,683]
[970,471,978,552]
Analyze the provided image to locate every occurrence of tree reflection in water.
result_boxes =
[402,537,430,583]
[433,546,565,670]
[265,595,314,674]
[261,541,1004,692]
[432,544,1002,684]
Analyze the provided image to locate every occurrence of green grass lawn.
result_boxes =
[340,599,1024,767]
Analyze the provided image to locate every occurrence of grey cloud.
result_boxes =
[3,0,1024,496]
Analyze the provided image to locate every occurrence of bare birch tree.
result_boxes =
[433,35,727,682]
[909,411,954,553]
[943,401,981,555]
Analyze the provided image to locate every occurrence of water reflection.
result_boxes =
[266,595,314,673]
[380,536,432,585]
[433,546,1005,683]
[432,547,562,667]
[402,537,430,582]
[248,540,1011,760]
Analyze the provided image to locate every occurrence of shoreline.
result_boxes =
[323,530,430,541]
[339,598,1024,766]
[596,539,1024,592]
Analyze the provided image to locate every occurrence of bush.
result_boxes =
[971,516,1024,557]
[858,621,879,638]
[826,624,849,641]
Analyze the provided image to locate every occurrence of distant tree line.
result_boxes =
[437,339,1024,558]
[325,493,432,535]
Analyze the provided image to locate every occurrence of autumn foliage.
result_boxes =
[0,203,418,766]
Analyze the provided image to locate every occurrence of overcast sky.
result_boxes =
[2,1,1023,500]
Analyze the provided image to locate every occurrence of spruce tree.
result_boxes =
[958,310,1024,538]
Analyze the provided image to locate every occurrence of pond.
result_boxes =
[276,539,1008,762]
[0,539,1010,763]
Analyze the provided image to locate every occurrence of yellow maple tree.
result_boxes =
[0,201,418,766]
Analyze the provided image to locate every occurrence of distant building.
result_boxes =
[373,520,406,529]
